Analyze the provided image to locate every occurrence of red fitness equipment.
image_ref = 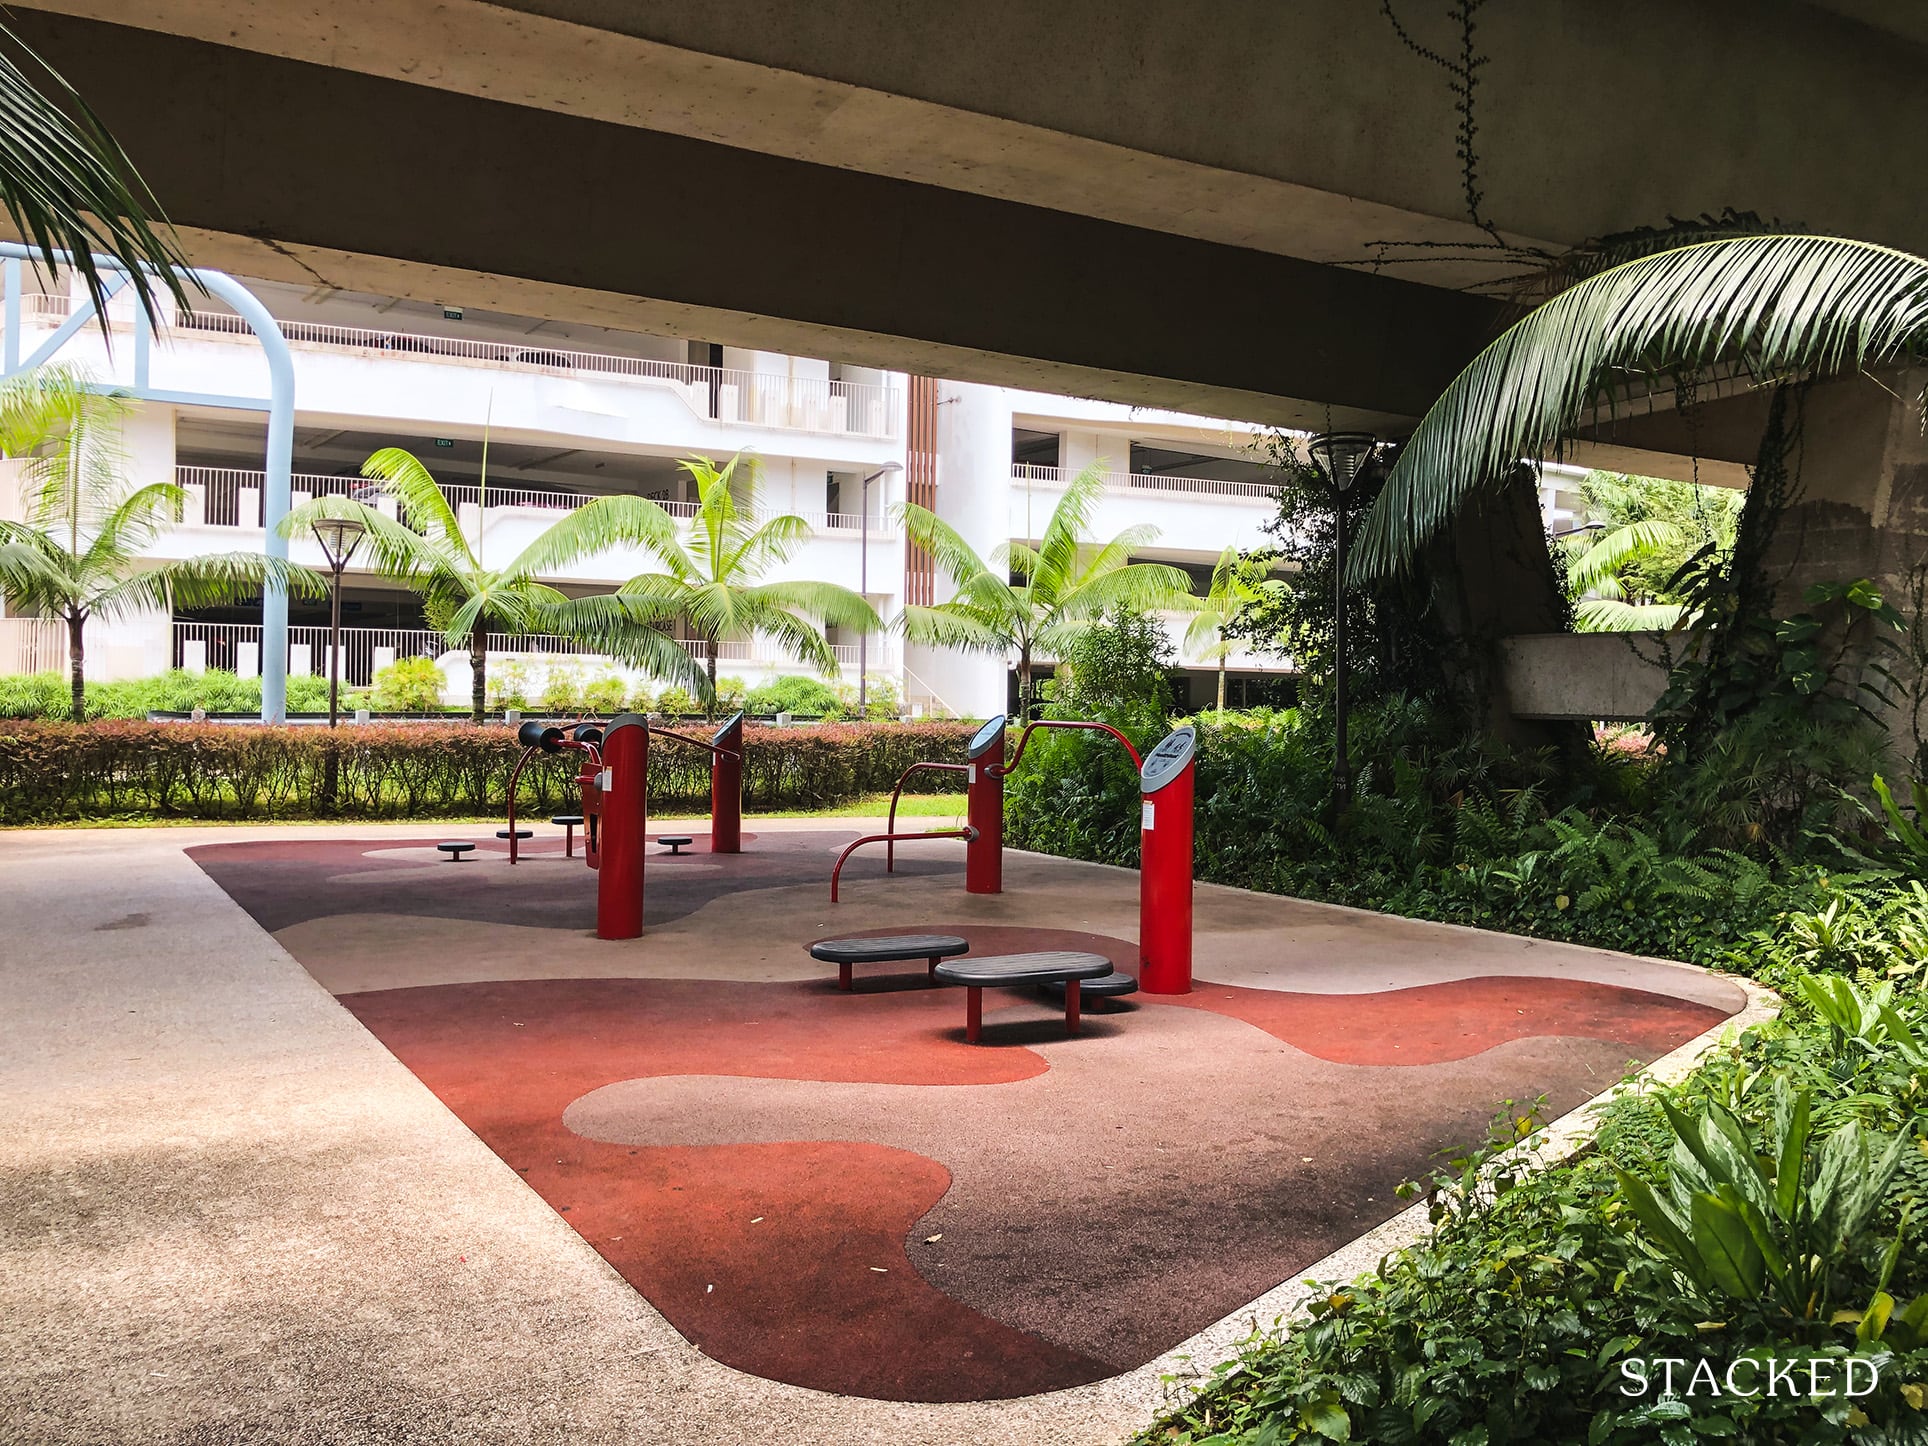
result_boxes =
[647,710,746,854]
[505,720,604,865]
[1136,724,1196,995]
[593,713,649,939]
[851,714,1198,995]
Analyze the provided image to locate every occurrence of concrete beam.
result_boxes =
[3,11,1508,430]
[24,0,1928,275]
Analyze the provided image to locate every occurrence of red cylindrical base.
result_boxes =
[711,714,743,854]
[597,718,648,939]
[965,723,1005,895]
[1139,759,1194,994]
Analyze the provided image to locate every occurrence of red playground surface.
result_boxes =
[191,829,1742,1402]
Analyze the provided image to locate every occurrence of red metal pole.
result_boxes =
[596,714,649,939]
[710,710,744,854]
[1138,725,1196,994]
[965,716,1006,895]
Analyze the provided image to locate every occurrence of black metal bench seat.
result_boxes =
[808,934,970,991]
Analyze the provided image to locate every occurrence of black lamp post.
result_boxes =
[311,515,367,727]
[1305,431,1379,804]
[856,461,901,718]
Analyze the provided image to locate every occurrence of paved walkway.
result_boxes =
[0,822,1746,1445]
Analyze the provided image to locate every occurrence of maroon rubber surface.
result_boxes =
[193,837,1735,1402]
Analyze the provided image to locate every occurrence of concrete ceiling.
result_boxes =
[11,1,1927,444]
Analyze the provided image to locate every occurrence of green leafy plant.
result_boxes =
[1356,235,1928,578]
[282,440,702,722]
[369,655,446,712]
[549,453,878,719]
[581,670,627,716]
[747,674,840,718]
[0,366,324,719]
[897,460,1195,715]
[538,662,583,714]
[653,685,697,718]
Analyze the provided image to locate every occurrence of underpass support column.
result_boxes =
[965,716,1006,895]
[597,713,648,939]
[1138,725,1195,994]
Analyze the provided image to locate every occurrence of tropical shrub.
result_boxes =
[748,674,840,717]
[486,659,532,712]
[538,663,584,714]
[581,670,628,716]
[0,668,333,719]
[1144,978,1928,1445]
[654,685,698,717]
[0,719,978,822]
[369,656,447,712]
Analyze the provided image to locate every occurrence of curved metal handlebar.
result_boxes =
[504,738,601,864]
[885,761,969,872]
[652,725,743,760]
[999,719,1142,774]
[830,826,977,902]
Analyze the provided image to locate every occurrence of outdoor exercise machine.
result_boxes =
[505,712,745,940]
[837,715,1199,994]
[881,715,1143,894]
[505,720,604,865]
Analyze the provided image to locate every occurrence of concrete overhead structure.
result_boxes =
[9,0,1928,442]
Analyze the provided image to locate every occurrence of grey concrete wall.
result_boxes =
[1500,633,1672,722]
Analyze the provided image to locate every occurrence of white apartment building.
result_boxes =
[0,272,1298,717]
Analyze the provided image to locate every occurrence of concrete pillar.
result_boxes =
[1755,370,1928,745]
[1759,372,1928,608]
[911,379,1011,717]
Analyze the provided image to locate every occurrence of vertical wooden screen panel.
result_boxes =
[904,375,939,606]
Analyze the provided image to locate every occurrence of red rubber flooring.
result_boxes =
[192,836,1736,1402]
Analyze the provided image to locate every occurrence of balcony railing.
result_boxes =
[1,616,65,674]
[23,292,899,438]
[172,466,888,538]
[174,306,899,438]
[1010,462,1281,501]
[169,621,893,689]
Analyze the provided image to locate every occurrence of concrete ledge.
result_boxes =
[1501,631,1672,721]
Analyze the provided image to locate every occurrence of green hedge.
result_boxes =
[0,719,977,823]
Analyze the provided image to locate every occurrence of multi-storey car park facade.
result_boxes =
[0,274,1304,718]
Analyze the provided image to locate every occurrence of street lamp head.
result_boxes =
[311,514,368,570]
[1305,431,1380,494]
[859,461,904,485]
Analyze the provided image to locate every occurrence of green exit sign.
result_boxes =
[434,438,455,448]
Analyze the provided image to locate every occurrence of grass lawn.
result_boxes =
[18,793,970,828]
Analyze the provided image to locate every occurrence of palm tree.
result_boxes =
[1561,519,1689,632]
[1184,545,1283,709]
[283,444,704,722]
[552,453,880,719]
[0,19,190,324]
[0,365,322,718]
[898,461,1197,715]
[1353,235,1928,580]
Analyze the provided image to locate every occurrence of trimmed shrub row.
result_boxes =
[0,720,977,823]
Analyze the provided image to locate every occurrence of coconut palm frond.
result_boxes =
[1575,598,1689,633]
[505,493,678,581]
[0,22,193,326]
[1355,234,1928,580]
[361,447,470,561]
[899,501,1006,595]
[741,578,880,634]
[896,602,1010,654]
[92,552,326,621]
[1062,560,1196,620]
[1563,518,1688,595]
[539,594,707,689]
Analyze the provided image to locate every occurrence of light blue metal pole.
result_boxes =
[192,272,294,722]
[0,244,294,721]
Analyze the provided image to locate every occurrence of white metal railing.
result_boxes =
[171,466,886,536]
[167,621,891,689]
[1010,462,1281,501]
[1,616,65,674]
[164,307,899,438]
